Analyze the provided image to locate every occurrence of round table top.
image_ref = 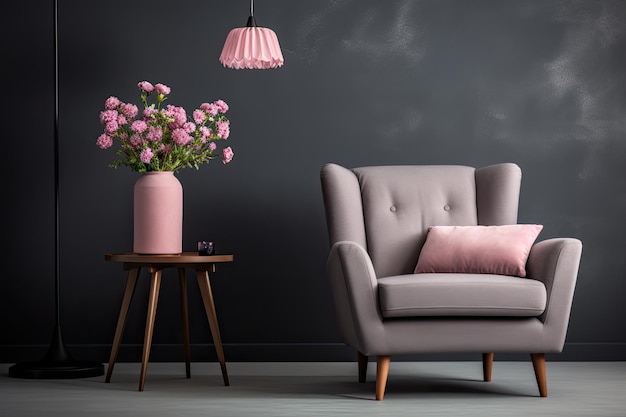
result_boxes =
[105,252,234,264]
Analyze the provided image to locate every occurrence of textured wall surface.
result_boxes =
[3,0,625,362]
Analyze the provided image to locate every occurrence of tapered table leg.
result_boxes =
[138,268,162,391]
[105,267,140,383]
[178,268,191,379]
[196,269,229,386]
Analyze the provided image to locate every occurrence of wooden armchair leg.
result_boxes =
[357,351,367,383]
[376,355,391,401]
[482,352,494,382]
[531,353,548,397]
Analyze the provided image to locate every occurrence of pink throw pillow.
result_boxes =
[414,224,543,277]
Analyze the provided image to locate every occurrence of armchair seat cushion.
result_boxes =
[378,273,547,318]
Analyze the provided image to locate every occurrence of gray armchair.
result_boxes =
[320,162,582,400]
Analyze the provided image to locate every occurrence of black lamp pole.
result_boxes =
[8,0,104,379]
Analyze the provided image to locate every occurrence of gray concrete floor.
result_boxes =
[1,361,625,417]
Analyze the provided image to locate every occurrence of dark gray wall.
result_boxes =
[3,0,625,363]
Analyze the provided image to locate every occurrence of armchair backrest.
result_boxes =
[321,163,523,277]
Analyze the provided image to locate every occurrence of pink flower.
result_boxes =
[200,126,212,137]
[222,147,234,164]
[215,99,229,113]
[140,147,154,163]
[117,114,128,125]
[146,126,163,142]
[216,120,230,139]
[193,109,206,124]
[183,122,196,134]
[165,105,186,127]
[201,103,219,116]
[105,120,118,134]
[143,108,157,120]
[171,128,192,146]
[105,96,121,110]
[155,83,171,95]
[209,142,217,151]
[120,103,139,118]
[100,109,118,124]
[131,120,148,133]
[96,134,113,149]
[199,126,211,143]
[130,134,143,148]
[138,81,154,93]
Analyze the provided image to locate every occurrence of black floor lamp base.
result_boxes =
[9,360,105,379]
[9,325,105,379]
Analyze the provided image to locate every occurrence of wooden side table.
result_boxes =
[104,252,233,391]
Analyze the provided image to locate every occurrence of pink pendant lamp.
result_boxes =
[219,0,284,69]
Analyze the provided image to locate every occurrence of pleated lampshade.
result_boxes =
[219,1,284,70]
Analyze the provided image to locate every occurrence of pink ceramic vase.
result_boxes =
[133,171,183,254]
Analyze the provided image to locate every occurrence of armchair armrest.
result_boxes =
[327,241,386,353]
[526,238,582,350]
